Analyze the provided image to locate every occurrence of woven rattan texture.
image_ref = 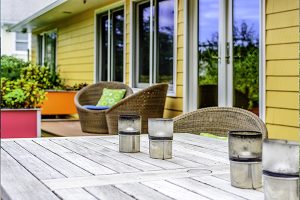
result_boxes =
[173,107,268,138]
[75,82,133,134]
[105,83,168,134]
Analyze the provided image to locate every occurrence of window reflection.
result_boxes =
[112,10,124,82]
[100,15,109,81]
[137,2,151,84]
[156,0,174,85]
[233,0,259,115]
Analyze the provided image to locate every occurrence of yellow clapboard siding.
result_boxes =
[266,124,299,142]
[59,64,94,72]
[58,49,94,60]
[178,0,183,10]
[60,72,94,80]
[177,23,184,36]
[266,0,299,14]
[266,91,299,109]
[266,43,299,60]
[177,35,184,48]
[58,37,94,47]
[266,108,299,127]
[165,97,183,111]
[177,60,183,73]
[58,28,93,41]
[266,27,299,44]
[177,73,183,86]
[176,85,183,97]
[164,109,182,118]
[58,41,94,53]
[266,76,299,91]
[266,10,299,29]
[266,60,299,76]
[58,18,93,34]
[58,57,93,65]
[177,48,183,60]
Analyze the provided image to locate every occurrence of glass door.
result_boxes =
[195,0,260,115]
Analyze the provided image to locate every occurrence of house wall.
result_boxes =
[265,0,299,141]
[31,0,184,118]
[1,25,30,61]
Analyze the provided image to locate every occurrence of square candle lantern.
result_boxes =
[228,131,263,189]
[148,118,173,159]
[118,115,141,153]
[263,139,299,200]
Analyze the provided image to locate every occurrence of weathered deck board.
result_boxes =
[1,150,59,200]
[54,188,98,200]
[1,133,264,200]
[15,140,92,177]
[1,141,65,180]
[51,138,140,173]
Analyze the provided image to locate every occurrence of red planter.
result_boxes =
[1,109,41,138]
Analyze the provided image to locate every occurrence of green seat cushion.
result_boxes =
[96,88,126,107]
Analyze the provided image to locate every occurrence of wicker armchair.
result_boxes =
[75,82,133,134]
[173,107,268,138]
[105,83,168,134]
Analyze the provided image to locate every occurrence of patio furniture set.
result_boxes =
[1,82,298,199]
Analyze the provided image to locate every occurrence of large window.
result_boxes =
[96,7,124,82]
[37,31,57,74]
[134,0,175,91]
[15,32,28,51]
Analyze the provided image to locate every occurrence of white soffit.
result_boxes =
[9,0,120,32]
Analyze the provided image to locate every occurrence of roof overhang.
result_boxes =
[8,0,119,33]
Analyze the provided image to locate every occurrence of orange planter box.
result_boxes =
[41,91,77,115]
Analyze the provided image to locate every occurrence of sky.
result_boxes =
[199,0,260,43]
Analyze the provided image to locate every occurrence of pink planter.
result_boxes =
[1,109,41,138]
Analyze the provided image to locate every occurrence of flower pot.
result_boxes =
[41,90,77,115]
[1,109,41,138]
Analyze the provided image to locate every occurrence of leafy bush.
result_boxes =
[21,65,64,90]
[1,78,47,109]
[1,55,30,80]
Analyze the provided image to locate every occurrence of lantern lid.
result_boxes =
[119,115,141,120]
[263,139,299,146]
[228,130,262,136]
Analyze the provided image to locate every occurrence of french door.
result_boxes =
[187,0,261,116]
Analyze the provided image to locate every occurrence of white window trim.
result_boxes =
[38,29,58,69]
[15,32,29,52]
[130,0,177,97]
[94,1,125,83]
[184,0,265,120]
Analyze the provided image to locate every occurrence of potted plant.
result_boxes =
[20,65,88,115]
[1,78,46,138]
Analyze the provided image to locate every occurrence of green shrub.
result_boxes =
[21,65,64,90]
[1,55,30,80]
[1,78,47,109]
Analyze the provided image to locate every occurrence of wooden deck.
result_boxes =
[1,133,264,200]
[42,121,105,137]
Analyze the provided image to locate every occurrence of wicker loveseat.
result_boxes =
[173,107,268,138]
[105,83,168,134]
[75,82,133,134]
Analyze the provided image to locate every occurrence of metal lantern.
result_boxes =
[228,131,263,189]
[263,139,299,200]
[148,118,173,159]
[118,115,141,153]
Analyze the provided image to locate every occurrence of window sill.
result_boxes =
[132,88,176,97]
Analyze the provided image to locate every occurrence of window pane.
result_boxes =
[44,32,57,74]
[198,0,219,108]
[16,32,28,41]
[100,14,109,81]
[16,42,28,51]
[156,0,174,85]
[137,2,151,84]
[37,35,43,65]
[232,0,259,115]
[112,9,124,82]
